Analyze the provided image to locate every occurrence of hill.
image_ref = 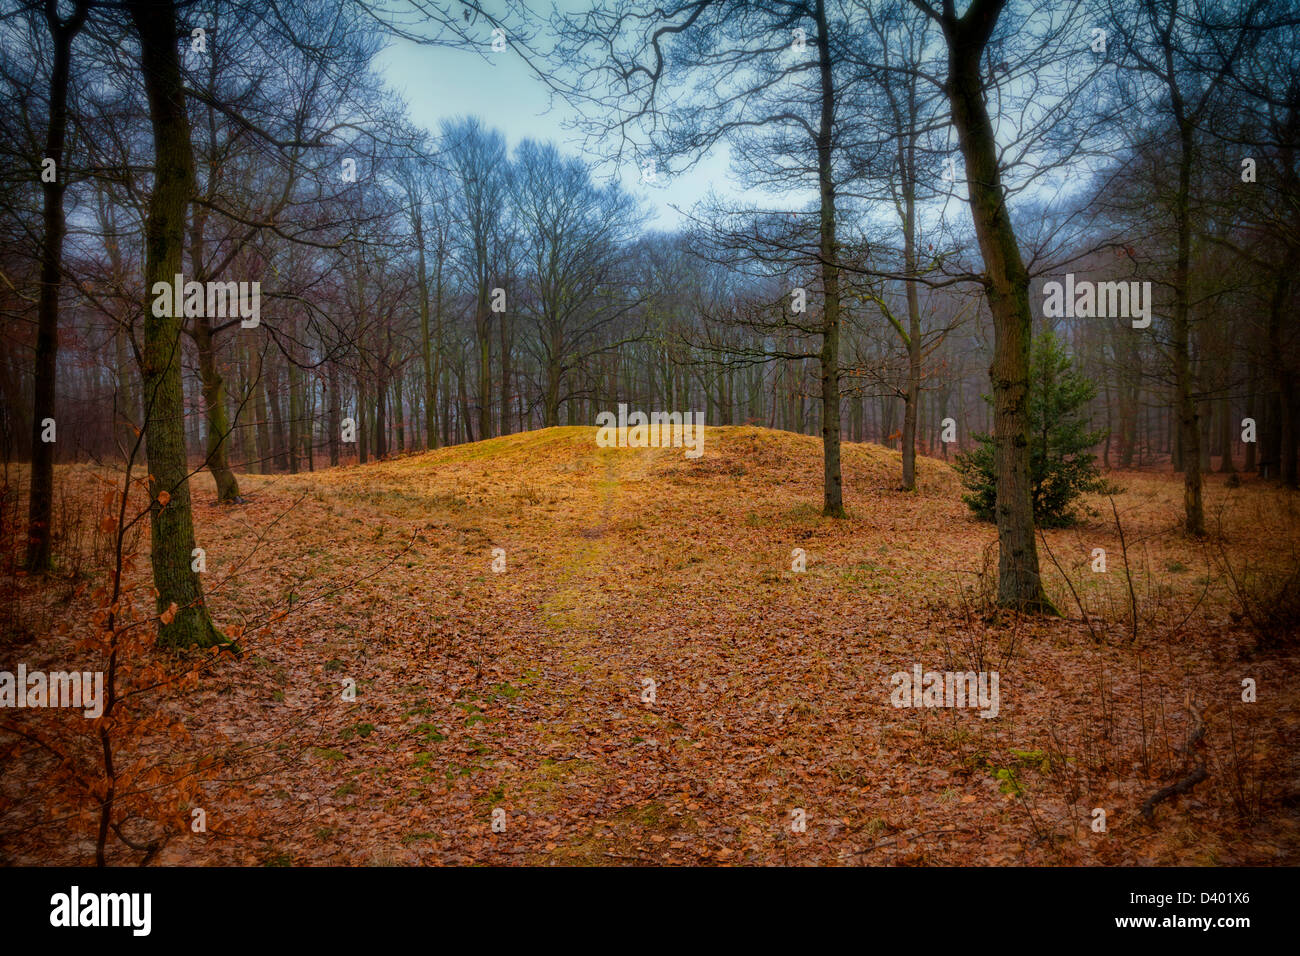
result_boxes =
[3,426,1297,865]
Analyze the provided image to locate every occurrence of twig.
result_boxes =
[1037,529,1102,643]
[1141,701,1208,822]
[1109,496,1139,643]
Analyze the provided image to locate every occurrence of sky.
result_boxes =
[373,28,749,231]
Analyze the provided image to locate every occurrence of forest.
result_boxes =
[0,0,1297,873]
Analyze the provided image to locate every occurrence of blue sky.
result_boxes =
[369,5,1101,258]
[374,31,747,230]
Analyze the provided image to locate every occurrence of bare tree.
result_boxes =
[510,139,646,427]
[25,0,89,571]
[442,116,508,443]
[1105,0,1275,530]
[906,0,1088,609]
[555,0,878,517]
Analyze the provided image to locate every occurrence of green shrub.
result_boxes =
[954,331,1112,527]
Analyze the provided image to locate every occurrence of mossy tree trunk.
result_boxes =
[129,0,223,648]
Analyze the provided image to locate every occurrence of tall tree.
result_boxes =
[442,117,508,444]
[910,0,1051,609]
[856,0,953,490]
[1108,0,1272,530]
[556,0,876,517]
[25,0,89,572]
[129,0,222,648]
[395,148,451,450]
[510,139,645,427]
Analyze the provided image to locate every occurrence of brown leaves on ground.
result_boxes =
[2,425,1298,865]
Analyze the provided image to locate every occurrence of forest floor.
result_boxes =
[2,425,1298,865]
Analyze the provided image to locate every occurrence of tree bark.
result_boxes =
[1170,115,1205,531]
[327,360,341,466]
[129,0,222,648]
[191,312,242,499]
[936,0,1050,609]
[26,0,89,572]
[414,210,437,450]
[477,292,492,442]
[814,0,844,517]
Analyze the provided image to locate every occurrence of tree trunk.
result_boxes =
[898,96,923,492]
[457,361,474,444]
[187,197,242,502]
[440,358,451,448]
[1244,358,1257,472]
[287,359,302,473]
[114,321,137,451]
[1102,376,1112,469]
[129,0,222,648]
[1117,330,1139,468]
[414,210,437,450]
[1198,394,1212,474]
[26,1,88,571]
[1269,271,1297,486]
[1171,117,1205,533]
[327,361,341,466]
[1218,389,1235,473]
[940,0,1050,609]
[900,306,922,492]
[268,360,288,470]
[499,287,512,436]
[356,374,368,464]
[544,359,562,428]
[252,348,271,473]
[477,292,492,442]
[395,372,405,452]
[373,373,387,460]
[304,373,315,470]
[193,316,242,499]
[814,0,844,518]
